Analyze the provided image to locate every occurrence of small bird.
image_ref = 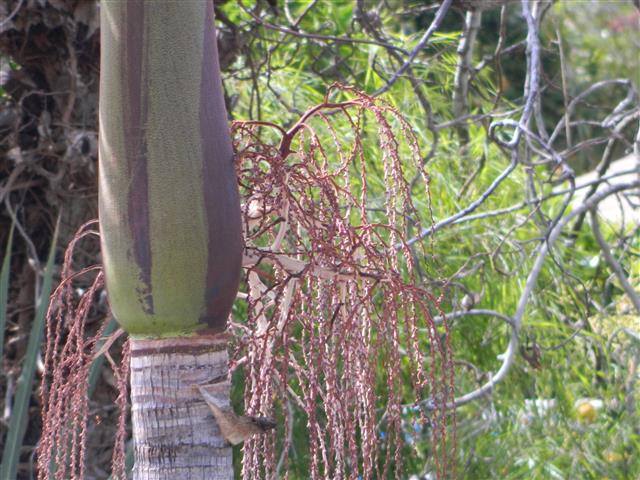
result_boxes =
[197,385,276,445]
[461,291,482,311]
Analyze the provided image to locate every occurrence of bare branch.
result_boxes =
[452,9,482,145]
[431,308,515,327]
[405,0,547,246]
[425,180,640,410]
[590,210,640,313]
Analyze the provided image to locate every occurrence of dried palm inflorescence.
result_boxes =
[38,220,130,480]
[233,85,455,479]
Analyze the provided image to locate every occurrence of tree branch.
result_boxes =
[590,210,640,313]
[422,180,640,410]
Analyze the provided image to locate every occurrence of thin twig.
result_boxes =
[240,1,407,54]
[373,0,453,96]
[0,0,24,30]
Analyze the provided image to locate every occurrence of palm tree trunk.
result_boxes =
[130,335,232,479]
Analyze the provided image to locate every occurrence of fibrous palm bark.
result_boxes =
[99,1,241,478]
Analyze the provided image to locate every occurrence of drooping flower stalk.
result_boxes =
[233,86,456,479]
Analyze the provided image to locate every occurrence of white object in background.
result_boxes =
[569,154,640,225]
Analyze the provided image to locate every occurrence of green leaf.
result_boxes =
[0,219,59,480]
[0,221,15,361]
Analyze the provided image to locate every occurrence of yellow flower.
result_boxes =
[575,402,597,423]
[605,451,624,463]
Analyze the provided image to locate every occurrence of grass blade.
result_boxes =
[0,219,59,480]
[0,221,16,361]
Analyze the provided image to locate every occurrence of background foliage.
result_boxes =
[1,0,639,479]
